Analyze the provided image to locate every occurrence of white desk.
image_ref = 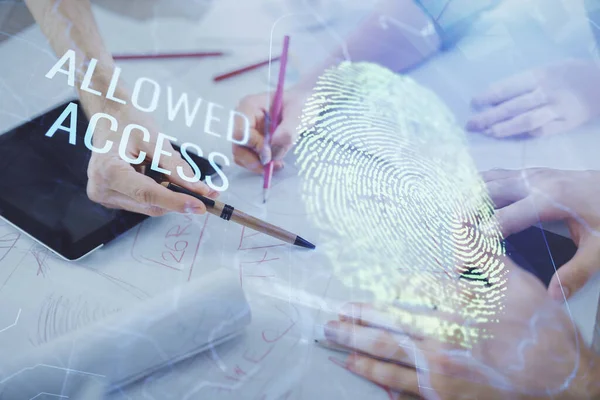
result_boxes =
[0,0,598,399]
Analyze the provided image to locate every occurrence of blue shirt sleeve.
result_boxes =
[413,0,502,50]
[585,0,600,49]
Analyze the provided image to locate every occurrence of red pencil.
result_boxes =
[263,36,290,204]
[213,56,282,82]
[113,51,224,61]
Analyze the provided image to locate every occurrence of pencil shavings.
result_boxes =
[295,61,507,347]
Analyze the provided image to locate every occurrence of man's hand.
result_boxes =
[323,261,600,399]
[231,87,310,174]
[86,105,218,217]
[22,0,218,217]
[467,59,600,138]
[482,168,600,300]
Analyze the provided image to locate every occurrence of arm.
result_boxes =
[24,0,127,115]
[296,0,442,90]
[232,0,443,172]
[23,0,216,216]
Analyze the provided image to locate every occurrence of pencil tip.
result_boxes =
[294,236,316,249]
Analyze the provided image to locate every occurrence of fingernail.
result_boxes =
[324,321,340,341]
[259,153,270,165]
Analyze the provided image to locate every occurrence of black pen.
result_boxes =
[161,182,315,249]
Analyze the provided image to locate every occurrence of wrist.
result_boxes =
[76,62,130,116]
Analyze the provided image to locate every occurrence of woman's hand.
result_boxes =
[467,59,600,138]
[323,261,600,399]
[482,168,600,300]
[86,104,218,217]
[231,86,311,173]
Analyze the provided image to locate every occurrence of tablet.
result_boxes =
[0,100,218,261]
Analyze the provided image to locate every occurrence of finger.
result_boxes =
[325,321,418,364]
[466,89,547,132]
[480,168,521,183]
[484,107,558,138]
[270,117,299,161]
[97,190,169,217]
[484,177,529,209]
[233,145,264,174]
[528,119,567,137]
[494,198,544,237]
[234,126,267,167]
[156,149,218,199]
[234,96,267,144]
[495,195,566,237]
[346,353,420,396]
[109,168,206,214]
[338,303,425,340]
[548,240,600,301]
[236,97,268,163]
[471,71,538,108]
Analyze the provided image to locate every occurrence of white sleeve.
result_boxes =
[413,0,501,48]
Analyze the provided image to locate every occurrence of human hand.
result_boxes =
[483,167,600,300]
[86,104,218,216]
[467,59,600,138]
[323,261,600,399]
[232,86,311,173]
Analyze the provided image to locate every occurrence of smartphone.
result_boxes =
[461,226,578,287]
[505,226,578,287]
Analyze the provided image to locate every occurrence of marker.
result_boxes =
[263,35,291,203]
[161,182,315,249]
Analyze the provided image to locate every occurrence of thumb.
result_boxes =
[495,196,567,237]
[159,151,218,198]
[548,240,600,301]
[495,198,543,238]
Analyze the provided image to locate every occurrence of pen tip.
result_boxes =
[294,236,316,250]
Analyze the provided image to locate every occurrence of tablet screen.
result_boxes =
[0,119,120,244]
[0,101,217,261]
[0,101,147,260]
